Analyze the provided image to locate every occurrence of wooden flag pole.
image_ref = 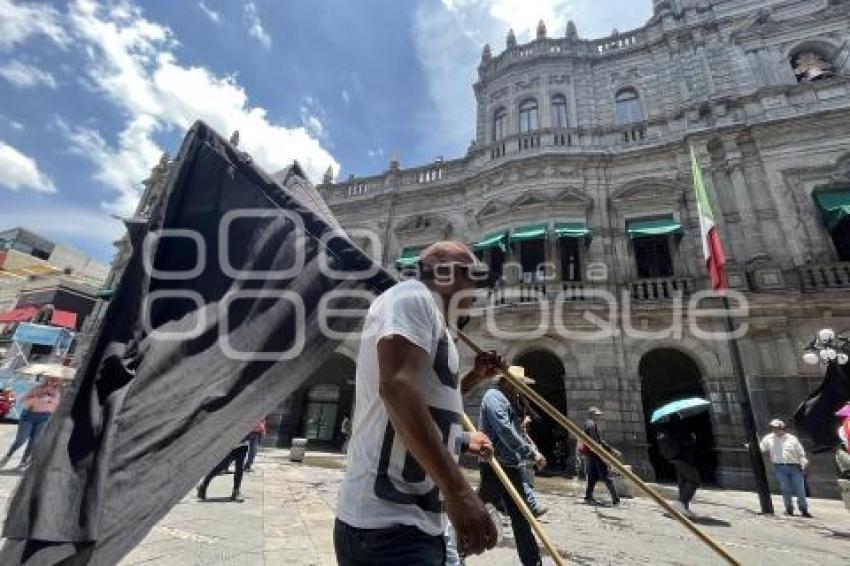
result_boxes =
[453,329,740,566]
[460,413,566,566]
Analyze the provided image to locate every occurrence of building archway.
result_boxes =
[514,349,568,475]
[639,348,717,484]
[270,352,356,449]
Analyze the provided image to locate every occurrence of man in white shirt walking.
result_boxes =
[759,419,811,517]
[335,241,499,565]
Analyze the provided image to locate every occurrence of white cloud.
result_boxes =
[243,2,271,49]
[341,89,350,105]
[197,1,221,24]
[55,0,338,215]
[0,59,57,88]
[0,0,69,50]
[368,148,384,158]
[0,140,56,193]
[0,206,124,257]
[55,115,163,215]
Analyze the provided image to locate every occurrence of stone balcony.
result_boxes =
[482,276,695,311]
[799,261,850,291]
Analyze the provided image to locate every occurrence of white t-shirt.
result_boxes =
[336,279,464,536]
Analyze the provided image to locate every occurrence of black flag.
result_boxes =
[793,362,850,452]
[1,122,395,565]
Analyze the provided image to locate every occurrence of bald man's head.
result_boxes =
[419,241,477,269]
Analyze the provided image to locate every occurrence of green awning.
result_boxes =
[472,232,507,251]
[554,222,590,238]
[396,247,421,268]
[626,217,683,239]
[815,190,850,231]
[510,224,549,242]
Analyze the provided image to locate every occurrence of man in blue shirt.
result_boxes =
[479,367,545,566]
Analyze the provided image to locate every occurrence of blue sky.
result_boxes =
[0,0,651,262]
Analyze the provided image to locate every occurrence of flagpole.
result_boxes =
[721,294,774,515]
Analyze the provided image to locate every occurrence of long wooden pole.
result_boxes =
[454,329,740,566]
[460,413,565,566]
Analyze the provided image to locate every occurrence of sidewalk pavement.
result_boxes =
[0,424,848,565]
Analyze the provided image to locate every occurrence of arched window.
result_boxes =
[615,88,643,124]
[493,107,507,141]
[518,99,539,133]
[792,50,835,83]
[551,95,568,128]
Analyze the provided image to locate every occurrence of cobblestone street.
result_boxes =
[1,425,849,565]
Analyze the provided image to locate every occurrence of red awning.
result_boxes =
[0,306,38,323]
[50,310,78,330]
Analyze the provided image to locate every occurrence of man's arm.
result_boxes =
[377,335,495,555]
[460,352,502,396]
[378,335,466,495]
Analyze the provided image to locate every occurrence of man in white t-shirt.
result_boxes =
[336,241,500,565]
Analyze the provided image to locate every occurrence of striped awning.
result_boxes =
[472,232,507,251]
[554,222,590,238]
[510,224,549,242]
[626,217,683,239]
[815,190,850,231]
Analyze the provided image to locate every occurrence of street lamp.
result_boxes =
[802,328,850,366]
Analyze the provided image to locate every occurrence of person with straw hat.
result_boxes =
[335,241,500,565]
[479,365,545,566]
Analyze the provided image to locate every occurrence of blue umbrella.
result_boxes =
[650,397,711,424]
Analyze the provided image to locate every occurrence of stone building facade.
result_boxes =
[83,0,850,497]
[288,0,850,497]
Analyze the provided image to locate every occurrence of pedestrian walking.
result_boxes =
[656,414,701,518]
[334,241,499,565]
[479,366,545,566]
[197,435,250,502]
[582,407,621,506]
[519,415,547,517]
[0,376,61,470]
[340,414,352,454]
[243,419,266,472]
[759,419,811,517]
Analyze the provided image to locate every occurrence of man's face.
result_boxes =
[773,427,786,437]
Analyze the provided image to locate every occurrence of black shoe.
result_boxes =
[532,505,549,518]
[243,466,252,473]
[612,498,621,506]
[196,486,207,501]
[784,509,794,516]
[230,490,244,503]
[800,510,812,518]
[583,497,600,506]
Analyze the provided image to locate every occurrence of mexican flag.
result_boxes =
[690,145,727,290]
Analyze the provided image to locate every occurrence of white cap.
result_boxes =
[769,419,785,428]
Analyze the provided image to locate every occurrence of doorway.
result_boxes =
[513,350,568,475]
[639,349,717,484]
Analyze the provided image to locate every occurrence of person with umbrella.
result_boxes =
[651,397,711,519]
[759,419,811,517]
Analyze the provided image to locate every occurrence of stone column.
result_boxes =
[722,137,767,261]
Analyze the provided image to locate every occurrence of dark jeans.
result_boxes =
[5,410,51,464]
[585,455,619,503]
[245,432,261,469]
[672,458,701,506]
[334,519,445,566]
[479,463,541,566]
[201,445,248,493]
